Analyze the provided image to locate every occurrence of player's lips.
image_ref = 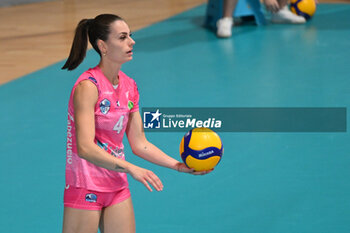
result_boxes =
[126,49,133,55]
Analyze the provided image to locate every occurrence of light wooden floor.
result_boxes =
[0,0,206,85]
[0,0,347,85]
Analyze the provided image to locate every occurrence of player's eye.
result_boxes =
[119,33,132,40]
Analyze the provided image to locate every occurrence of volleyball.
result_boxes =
[290,0,316,20]
[179,127,223,171]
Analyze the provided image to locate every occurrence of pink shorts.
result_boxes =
[64,185,131,210]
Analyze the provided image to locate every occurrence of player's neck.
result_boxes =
[98,60,121,85]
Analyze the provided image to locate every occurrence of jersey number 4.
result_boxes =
[113,115,125,134]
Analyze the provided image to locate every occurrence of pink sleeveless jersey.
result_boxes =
[66,66,139,192]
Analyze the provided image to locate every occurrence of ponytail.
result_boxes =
[61,19,91,70]
[62,14,124,71]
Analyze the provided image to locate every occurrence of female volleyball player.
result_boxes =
[61,14,210,233]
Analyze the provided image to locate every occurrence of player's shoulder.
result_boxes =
[72,67,101,89]
[75,79,98,95]
[73,79,99,105]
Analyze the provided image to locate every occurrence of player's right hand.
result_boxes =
[264,0,280,13]
[128,165,163,192]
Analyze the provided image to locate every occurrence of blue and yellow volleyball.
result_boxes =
[180,127,223,171]
[290,0,316,20]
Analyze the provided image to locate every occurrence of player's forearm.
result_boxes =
[132,141,179,170]
[77,143,132,173]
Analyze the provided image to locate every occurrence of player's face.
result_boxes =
[103,20,135,64]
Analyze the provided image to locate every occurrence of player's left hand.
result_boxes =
[174,162,213,175]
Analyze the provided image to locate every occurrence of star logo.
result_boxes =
[150,109,162,122]
[143,109,162,129]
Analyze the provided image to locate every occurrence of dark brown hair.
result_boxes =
[62,14,124,70]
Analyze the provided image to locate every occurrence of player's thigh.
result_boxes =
[99,197,135,233]
[62,207,101,233]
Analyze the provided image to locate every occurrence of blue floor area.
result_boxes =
[1,3,350,233]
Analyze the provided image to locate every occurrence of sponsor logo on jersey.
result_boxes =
[115,100,128,110]
[97,139,108,151]
[100,99,111,114]
[88,77,97,84]
[85,193,97,203]
[66,119,73,164]
[97,139,124,159]
[128,100,134,110]
[110,146,125,159]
